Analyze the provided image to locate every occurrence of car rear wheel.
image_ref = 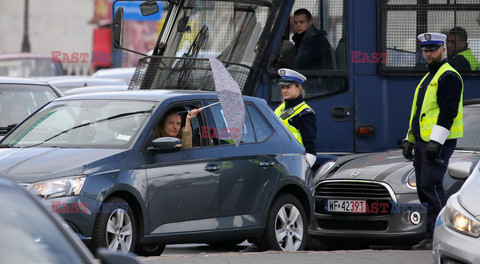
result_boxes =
[91,197,137,253]
[135,244,166,256]
[258,194,307,251]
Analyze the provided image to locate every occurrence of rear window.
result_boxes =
[0,84,59,127]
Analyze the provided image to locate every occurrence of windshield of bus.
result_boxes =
[131,1,269,91]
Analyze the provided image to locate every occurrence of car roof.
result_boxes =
[0,52,52,60]
[0,76,50,86]
[58,89,262,104]
[63,85,129,96]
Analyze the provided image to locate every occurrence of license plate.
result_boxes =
[325,199,366,213]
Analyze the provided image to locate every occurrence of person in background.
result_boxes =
[402,32,463,250]
[274,68,316,167]
[155,108,202,149]
[446,26,479,73]
[292,8,333,70]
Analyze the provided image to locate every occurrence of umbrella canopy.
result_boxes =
[208,58,245,147]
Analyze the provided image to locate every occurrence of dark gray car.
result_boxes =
[308,102,480,248]
[0,90,314,255]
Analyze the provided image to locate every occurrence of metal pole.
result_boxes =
[21,0,31,52]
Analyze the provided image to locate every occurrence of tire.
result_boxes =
[135,244,166,256]
[258,194,308,251]
[91,197,137,253]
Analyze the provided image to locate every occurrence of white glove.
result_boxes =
[306,153,316,167]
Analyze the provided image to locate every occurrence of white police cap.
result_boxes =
[417,33,446,50]
[277,68,307,86]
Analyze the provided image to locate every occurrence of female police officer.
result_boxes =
[274,68,317,167]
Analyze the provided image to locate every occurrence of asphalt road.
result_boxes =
[139,243,433,264]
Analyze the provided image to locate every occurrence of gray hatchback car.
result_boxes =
[0,90,314,255]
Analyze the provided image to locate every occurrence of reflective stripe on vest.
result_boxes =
[408,63,464,142]
[457,49,479,71]
[274,102,313,145]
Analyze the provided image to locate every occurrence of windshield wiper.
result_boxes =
[21,110,152,148]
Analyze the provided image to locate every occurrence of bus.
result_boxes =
[113,0,480,165]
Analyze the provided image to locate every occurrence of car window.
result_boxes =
[247,104,273,142]
[0,84,59,127]
[209,101,255,145]
[2,99,156,148]
[153,103,212,148]
[0,186,86,264]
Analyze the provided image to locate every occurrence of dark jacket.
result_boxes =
[292,25,333,70]
[284,95,317,155]
[411,60,462,142]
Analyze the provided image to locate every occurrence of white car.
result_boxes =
[41,76,128,93]
[63,84,129,96]
[92,67,135,84]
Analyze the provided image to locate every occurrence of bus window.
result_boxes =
[269,0,347,103]
[378,1,480,76]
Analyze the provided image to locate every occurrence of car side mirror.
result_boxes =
[140,0,159,16]
[447,161,475,180]
[112,7,124,49]
[97,248,141,264]
[269,40,295,70]
[149,137,182,153]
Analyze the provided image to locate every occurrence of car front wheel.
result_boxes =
[258,194,307,251]
[91,197,137,253]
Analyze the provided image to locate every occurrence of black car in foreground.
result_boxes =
[308,101,480,248]
[0,90,314,255]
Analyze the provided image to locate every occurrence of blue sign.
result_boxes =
[114,1,163,21]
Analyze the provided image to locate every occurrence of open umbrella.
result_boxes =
[208,58,245,147]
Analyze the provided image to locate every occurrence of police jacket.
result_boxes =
[410,59,463,143]
[275,95,317,155]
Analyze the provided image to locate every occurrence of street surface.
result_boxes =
[139,242,433,264]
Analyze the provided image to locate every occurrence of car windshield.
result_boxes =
[130,0,269,91]
[0,186,86,264]
[1,99,156,149]
[0,84,59,129]
[456,106,480,151]
[0,58,63,78]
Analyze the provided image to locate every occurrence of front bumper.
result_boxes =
[41,195,101,243]
[433,209,480,264]
[308,193,426,244]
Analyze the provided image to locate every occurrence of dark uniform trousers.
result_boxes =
[413,139,456,239]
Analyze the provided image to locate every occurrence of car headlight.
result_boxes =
[27,176,86,199]
[407,172,416,188]
[444,197,480,237]
[314,160,336,182]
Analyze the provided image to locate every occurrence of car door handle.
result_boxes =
[260,161,275,167]
[204,165,220,172]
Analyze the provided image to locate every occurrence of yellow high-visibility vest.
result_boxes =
[457,49,479,71]
[274,101,314,145]
[408,63,464,142]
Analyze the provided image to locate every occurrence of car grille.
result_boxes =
[315,181,393,200]
[317,219,388,231]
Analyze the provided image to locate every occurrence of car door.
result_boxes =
[207,101,281,229]
[144,101,222,235]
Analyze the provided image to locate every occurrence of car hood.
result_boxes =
[458,165,480,218]
[324,150,480,194]
[0,147,128,183]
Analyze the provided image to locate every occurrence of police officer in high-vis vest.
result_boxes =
[274,68,317,167]
[447,26,479,73]
[402,33,463,250]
